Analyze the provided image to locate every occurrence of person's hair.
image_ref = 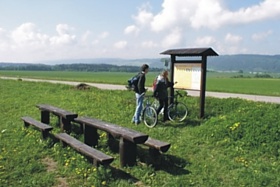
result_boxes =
[161,70,169,77]
[141,64,149,71]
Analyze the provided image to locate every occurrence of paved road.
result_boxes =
[1,76,280,104]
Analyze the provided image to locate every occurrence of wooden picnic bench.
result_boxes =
[36,104,78,132]
[55,133,114,166]
[74,116,148,167]
[21,116,53,139]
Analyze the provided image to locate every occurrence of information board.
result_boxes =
[173,63,201,90]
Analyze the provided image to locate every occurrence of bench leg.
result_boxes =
[61,118,71,133]
[119,138,137,167]
[84,125,99,147]
[41,111,50,124]
[59,140,67,147]
[93,159,99,167]
[149,148,161,165]
[24,122,30,128]
[107,133,118,152]
[41,130,49,139]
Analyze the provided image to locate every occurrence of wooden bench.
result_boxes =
[21,116,53,139]
[55,133,114,166]
[36,104,78,132]
[144,137,171,163]
[74,116,148,167]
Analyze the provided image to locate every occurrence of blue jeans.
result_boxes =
[132,93,144,123]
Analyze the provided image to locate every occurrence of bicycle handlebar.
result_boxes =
[175,90,183,97]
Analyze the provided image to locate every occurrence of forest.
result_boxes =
[0,63,162,72]
[1,54,280,72]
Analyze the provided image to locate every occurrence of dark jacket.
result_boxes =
[136,72,146,94]
[153,75,173,99]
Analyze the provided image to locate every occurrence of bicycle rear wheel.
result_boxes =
[168,102,188,122]
[143,106,158,128]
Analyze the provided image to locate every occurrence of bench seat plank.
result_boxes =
[21,116,53,139]
[75,117,148,144]
[54,132,84,148]
[79,144,114,165]
[36,104,78,119]
[22,116,53,130]
[144,137,171,153]
[36,104,78,132]
[55,133,114,166]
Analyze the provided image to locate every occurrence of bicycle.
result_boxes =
[153,90,188,122]
[142,95,158,128]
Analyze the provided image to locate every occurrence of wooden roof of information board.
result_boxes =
[160,48,218,57]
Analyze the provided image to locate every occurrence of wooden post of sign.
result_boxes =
[170,55,176,104]
[200,55,207,118]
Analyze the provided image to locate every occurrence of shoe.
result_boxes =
[135,121,141,125]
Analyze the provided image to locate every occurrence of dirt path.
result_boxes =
[1,76,280,104]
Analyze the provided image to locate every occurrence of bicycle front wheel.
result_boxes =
[143,106,158,128]
[168,102,188,122]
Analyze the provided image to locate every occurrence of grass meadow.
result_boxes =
[1,70,280,96]
[0,76,279,187]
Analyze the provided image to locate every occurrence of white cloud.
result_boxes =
[230,0,280,24]
[91,32,109,45]
[98,32,109,39]
[114,40,127,49]
[190,0,225,29]
[124,25,140,35]
[50,24,76,45]
[150,0,280,30]
[133,3,154,27]
[161,27,182,47]
[151,0,185,32]
[141,41,158,48]
[11,23,49,46]
[81,30,92,42]
[0,28,10,49]
[195,36,217,46]
[252,30,273,41]
[225,33,242,44]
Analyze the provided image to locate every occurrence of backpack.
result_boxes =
[152,76,158,91]
[126,73,140,91]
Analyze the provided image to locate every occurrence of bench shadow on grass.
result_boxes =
[100,139,190,180]
[110,166,140,185]
[159,118,202,128]
[137,146,191,176]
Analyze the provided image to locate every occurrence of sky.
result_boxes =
[0,0,280,63]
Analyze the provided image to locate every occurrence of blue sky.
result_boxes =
[0,0,279,63]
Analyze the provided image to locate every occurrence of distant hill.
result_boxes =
[1,54,280,72]
[207,54,280,73]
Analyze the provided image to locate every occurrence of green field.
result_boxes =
[1,70,280,96]
[0,78,279,187]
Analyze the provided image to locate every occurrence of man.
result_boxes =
[132,64,149,125]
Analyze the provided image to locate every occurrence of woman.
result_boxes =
[153,70,173,122]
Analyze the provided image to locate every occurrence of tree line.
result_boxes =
[0,63,162,72]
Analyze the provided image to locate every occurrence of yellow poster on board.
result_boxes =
[173,63,201,90]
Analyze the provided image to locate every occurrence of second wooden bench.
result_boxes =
[55,133,114,166]
[74,116,148,167]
